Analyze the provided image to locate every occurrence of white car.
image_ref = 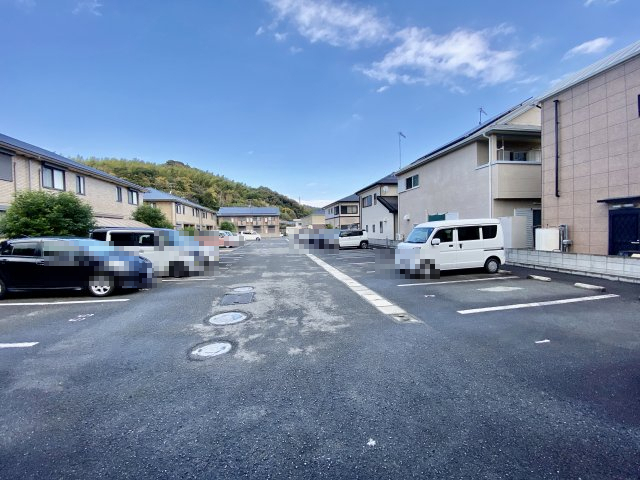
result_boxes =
[240,230,261,241]
[338,229,368,249]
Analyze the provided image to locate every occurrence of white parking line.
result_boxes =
[0,342,39,348]
[398,276,515,287]
[307,254,419,323]
[162,277,216,282]
[349,262,375,265]
[0,299,130,306]
[457,294,619,315]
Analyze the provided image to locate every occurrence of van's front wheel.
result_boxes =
[484,257,500,274]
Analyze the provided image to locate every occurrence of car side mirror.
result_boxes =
[431,238,441,246]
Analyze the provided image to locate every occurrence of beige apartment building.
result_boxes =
[216,206,281,237]
[396,101,542,244]
[144,187,217,230]
[538,40,640,256]
[323,194,359,229]
[0,133,147,228]
[356,173,398,241]
[299,209,326,228]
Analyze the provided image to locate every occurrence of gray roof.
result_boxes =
[217,206,280,216]
[355,173,398,195]
[144,187,216,213]
[397,99,538,175]
[322,194,359,209]
[537,39,640,102]
[0,132,145,191]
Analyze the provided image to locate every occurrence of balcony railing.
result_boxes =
[497,149,541,163]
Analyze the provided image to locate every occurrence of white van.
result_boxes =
[395,219,505,274]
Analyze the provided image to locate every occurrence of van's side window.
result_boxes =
[433,228,454,243]
[482,225,497,239]
[91,231,107,241]
[458,226,480,241]
[110,232,134,246]
[138,234,154,246]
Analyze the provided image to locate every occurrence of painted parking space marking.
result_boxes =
[398,276,515,287]
[69,313,95,322]
[162,277,217,282]
[535,339,551,344]
[0,342,39,348]
[307,254,419,323]
[457,294,619,315]
[349,262,376,265]
[0,299,130,306]
[477,286,523,292]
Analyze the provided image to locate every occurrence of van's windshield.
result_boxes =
[405,227,434,243]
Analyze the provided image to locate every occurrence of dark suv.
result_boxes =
[0,237,153,299]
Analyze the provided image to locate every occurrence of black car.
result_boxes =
[0,237,153,299]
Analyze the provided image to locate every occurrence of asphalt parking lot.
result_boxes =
[1,238,639,479]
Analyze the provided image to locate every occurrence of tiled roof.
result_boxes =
[537,39,640,102]
[0,132,145,191]
[355,173,397,195]
[322,194,359,209]
[144,187,216,213]
[217,206,280,216]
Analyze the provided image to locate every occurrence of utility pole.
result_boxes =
[398,131,406,169]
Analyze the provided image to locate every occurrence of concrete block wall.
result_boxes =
[506,248,640,283]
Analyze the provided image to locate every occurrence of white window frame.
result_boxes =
[127,189,139,205]
[42,165,65,191]
[76,175,86,195]
[405,174,419,190]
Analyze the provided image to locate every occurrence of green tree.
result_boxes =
[132,204,173,228]
[0,191,95,238]
[219,221,235,232]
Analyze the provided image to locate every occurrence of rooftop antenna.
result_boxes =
[478,107,487,125]
[398,131,406,169]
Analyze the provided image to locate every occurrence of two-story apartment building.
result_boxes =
[396,101,542,245]
[323,194,359,229]
[356,173,398,241]
[217,206,281,237]
[299,209,326,228]
[144,187,217,230]
[0,133,147,228]
[537,40,640,256]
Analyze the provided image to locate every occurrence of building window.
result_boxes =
[380,221,383,234]
[192,208,196,216]
[405,174,419,190]
[362,195,372,208]
[116,186,122,202]
[42,165,65,190]
[148,202,157,208]
[76,175,86,195]
[372,224,376,233]
[341,205,357,214]
[176,203,183,214]
[202,211,207,219]
[0,153,12,182]
[374,193,377,205]
[365,225,368,232]
[127,190,139,205]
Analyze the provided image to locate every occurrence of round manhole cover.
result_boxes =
[189,341,232,360]
[232,286,254,293]
[207,311,249,326]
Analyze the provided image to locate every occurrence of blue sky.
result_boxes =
[1,0,639,207]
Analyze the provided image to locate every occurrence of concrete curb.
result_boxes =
[574,282,606,292]
[527,274,551,282]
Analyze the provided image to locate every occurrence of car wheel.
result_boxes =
[88,275,115,297]
[0,278,6,300]
[484,257,500,274]
[169,262,187,278]
[359,241,368,249]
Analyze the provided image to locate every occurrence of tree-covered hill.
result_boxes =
[76,157,311,221]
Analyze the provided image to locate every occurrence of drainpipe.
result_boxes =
[482,132,493,217]
[554,100,560,197]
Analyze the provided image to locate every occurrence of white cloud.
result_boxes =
[376,85,389,93]
[73,0,103,16]
[289,46,303,54]
[360,27,518,87]
[584,0,619,6]
[265,0,390,48]
[256,26,266,36]
[563,37,614,59]
[300,198,334,208]
[15,0,36,10]
[274,32,288,42]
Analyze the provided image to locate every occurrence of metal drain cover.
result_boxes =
[232,286,254,293]
[220,292,254,305]
[208,311,248,325]
[189,341,232,360]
